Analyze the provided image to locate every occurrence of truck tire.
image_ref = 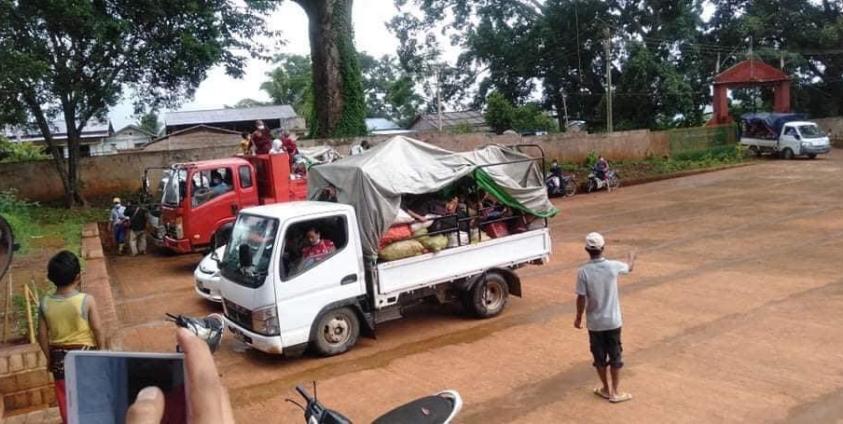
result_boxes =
[465,272,509,318]
[781,148,794,160]
[748,146,761,157]
[312,307,360,356]
[807,153,817,160]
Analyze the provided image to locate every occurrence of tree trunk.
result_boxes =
[22,92,75,206]
[295,0,367,138]
[61,106,87,207]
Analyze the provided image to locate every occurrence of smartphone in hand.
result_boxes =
[65,351,187,424]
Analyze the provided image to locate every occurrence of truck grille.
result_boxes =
[165,223,178,238]
[223,299,252,330]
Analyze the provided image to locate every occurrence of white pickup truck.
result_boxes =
[217,201,551,356]
[740,114,831,160]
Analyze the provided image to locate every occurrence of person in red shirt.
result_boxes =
[251,120,272,154]
[300,228,336,261]
[281,130,299,164]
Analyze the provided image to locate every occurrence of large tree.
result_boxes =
[292,0,367,138]
[0,0,273,206]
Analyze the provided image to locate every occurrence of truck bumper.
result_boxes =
[223,317,284,354]
[802,145,831,155]
[163,236,192,253]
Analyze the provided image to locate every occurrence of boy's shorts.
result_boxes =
[588,327,623,368]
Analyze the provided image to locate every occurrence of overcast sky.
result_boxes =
[109,0,403,129]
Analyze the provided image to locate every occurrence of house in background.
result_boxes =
[143,125,241,152]
[164,105,306,135]
[408,110,489,132]
[3,119,113,158]
[366,118,411,135]
[95,125,155,155]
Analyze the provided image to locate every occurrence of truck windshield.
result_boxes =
[798,125,824,138]
[162,168,187,206]
[220,214,278,288]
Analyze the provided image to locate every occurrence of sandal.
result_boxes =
[593,387,611,400]
[610,392,632,403]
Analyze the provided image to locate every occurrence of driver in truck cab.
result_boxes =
[301,228,336,262]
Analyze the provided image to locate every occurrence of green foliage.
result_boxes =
[0,0,276,205]
[260,54,314,117]
[512,103,558,133]
[137,112,161,136]
[448,122,475,134]
[485,91,514,134]
[329,3,368,138]
[0,136,48,163]
[584,151,599,168]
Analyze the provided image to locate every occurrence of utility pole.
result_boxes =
[434,64,443,132]
[561,89,569,129]
[604,27,613,133]
[716,51,721,73]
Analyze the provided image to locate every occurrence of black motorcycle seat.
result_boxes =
[371,395,455,424]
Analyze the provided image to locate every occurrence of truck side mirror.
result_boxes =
[794,133,801,140]
[238,244,253,268]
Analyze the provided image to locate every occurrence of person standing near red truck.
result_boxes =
[251,120,272,154]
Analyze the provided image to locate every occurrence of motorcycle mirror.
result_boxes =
[167,313,225,353]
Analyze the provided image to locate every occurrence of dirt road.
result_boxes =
[107,153,843,423]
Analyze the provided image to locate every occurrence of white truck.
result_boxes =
[217,202,551,356]
[216,136,556,356]
[739,113,831,159]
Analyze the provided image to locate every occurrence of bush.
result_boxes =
[485,91,515,134]
[0,136,49,162]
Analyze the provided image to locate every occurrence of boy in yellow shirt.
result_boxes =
[37,251,107,423]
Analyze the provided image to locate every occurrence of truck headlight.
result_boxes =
[175,217,184,239]
[252,305,279,336]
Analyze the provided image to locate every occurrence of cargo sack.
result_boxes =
[379,239,426,261]
[379,224,413,249]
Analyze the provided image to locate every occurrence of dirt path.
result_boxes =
[108,153,843,423]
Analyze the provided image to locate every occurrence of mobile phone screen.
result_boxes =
[68,353,186,424]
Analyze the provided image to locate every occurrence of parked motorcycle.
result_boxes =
[289,383,462,424]
[586,169,621,193]
[545,174,577,198]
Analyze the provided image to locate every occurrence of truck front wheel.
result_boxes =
[781,148,794,160]
[465,272,509,318]
[312,307,360,356]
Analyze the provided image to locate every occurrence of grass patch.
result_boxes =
[1,189,107,257]
[551,145,746,183]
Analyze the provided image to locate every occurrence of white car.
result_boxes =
[194,246,225,303]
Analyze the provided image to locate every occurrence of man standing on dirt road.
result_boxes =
[574,232,636,403]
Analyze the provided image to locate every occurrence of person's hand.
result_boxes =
[126,328,235,424]
[574,316,583,329]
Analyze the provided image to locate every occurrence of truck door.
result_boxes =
[781,125,800,152]
[273,213,365,347]
[236,164,259,212]
[188,166,238,247]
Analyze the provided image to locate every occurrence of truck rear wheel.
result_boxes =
[312,307,360,356]
[465,272,509,318]
[748,146,761,157]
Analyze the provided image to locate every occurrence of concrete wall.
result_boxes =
[1,129,665,202]
[812,117,843,147]
[0,146,235,202]
[302,129,663,163]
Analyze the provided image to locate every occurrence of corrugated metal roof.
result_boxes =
[366,118,401,131]
[3,119,112,142]
[165,105,298,126]
[410,110,487,131]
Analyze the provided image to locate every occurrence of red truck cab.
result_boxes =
[158,154,307,253]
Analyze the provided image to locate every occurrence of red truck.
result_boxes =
[149,154,307,253]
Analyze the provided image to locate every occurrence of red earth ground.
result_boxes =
[107,152,843,423]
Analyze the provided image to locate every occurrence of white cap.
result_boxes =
[585,232,605,249]
[112,197,121,204]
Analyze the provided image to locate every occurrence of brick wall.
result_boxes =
[1,129,666,203]
[0,344,54,415]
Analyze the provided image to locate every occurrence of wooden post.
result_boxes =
[24,284,36,345]
[2,273,11,343]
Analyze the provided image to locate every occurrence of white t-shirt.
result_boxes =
[575,258,629,331]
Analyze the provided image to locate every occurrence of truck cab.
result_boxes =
[158,154,307,253]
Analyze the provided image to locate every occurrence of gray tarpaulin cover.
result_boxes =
[307,136,557,258]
